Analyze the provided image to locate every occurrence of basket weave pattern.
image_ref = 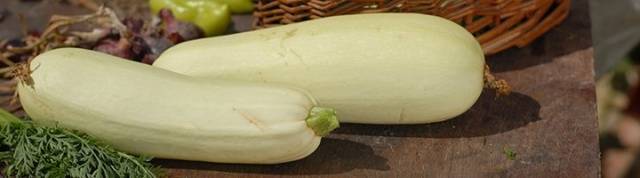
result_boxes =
[252,0,571,55]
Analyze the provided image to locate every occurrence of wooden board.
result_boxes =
[0,0,600,177]
[160,1,599,177]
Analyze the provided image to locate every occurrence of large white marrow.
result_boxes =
[17,48,338,164]
[153,13,485,124]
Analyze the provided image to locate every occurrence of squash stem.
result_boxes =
[305,107,339,137]
[484,65,511,96]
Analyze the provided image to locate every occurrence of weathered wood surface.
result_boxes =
[0,0,599,177]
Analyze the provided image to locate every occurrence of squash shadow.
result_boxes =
[332,90,541,138]
[154,137,389,175]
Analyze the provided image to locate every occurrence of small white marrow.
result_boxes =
[17,48,339,164]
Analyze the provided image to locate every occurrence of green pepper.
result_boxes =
[150,0,232,36]
[211,0,254,13]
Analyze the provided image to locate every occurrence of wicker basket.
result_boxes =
[252,0,571,55]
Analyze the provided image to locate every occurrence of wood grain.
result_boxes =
[160,1,599,177]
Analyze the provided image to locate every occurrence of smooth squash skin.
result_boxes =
[153,13,485,124]
[17,48,338,164]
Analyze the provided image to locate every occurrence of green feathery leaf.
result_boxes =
[0,109,160,178]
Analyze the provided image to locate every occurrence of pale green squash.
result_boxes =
[153,13,485,124]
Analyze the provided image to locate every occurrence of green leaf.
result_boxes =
[0,110,158,177]
[503,147,517,160]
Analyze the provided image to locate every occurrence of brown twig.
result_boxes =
[9,89,20,108]
[18,14,29,37]
[11,61,32,86]
[0,52,15,66]
[0,6,129,70]
[7,10,103,53]
[103,8,129,38]
[71,28,111,43]
[0,67,14,77]
[0,6,135,115]
[0,6,128,100]
[0,80,16,93]
[68,0,101,11]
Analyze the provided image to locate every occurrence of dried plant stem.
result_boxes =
[0,53,15,66]
[484,65,511,96]
[0,67,14,75]
[0,6,131,115]
[6,7,127,55]
[8,12,102,54]
[68,0,101,11]
[0,80,16,93]
[18,14,29,37]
